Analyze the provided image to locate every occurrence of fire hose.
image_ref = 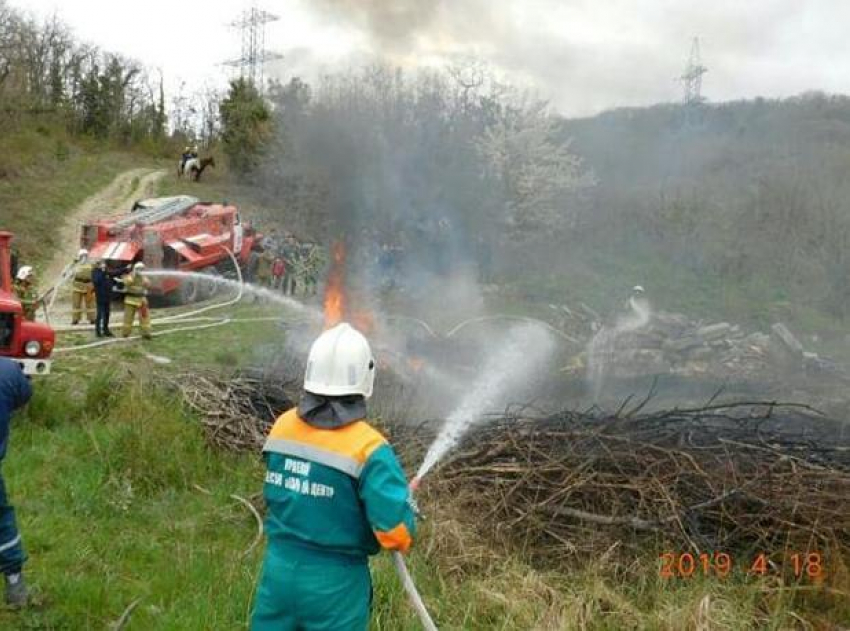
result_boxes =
[393,549,438,631]
[52,247,287,353]
[393,477,438,630]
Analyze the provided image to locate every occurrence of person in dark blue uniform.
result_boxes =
[92,260,119,337]
[0,358,31,607]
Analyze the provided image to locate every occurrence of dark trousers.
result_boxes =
[0,469,25,575]
[95,297,111,335]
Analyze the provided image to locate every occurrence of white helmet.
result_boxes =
[133,262,146,271]
[78,248,89,260]
[16,266,33,281]
[304,323,375,399]
[632,285,645,293]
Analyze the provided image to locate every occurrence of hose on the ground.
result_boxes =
[53,317,282,353]
[53,247,260,353]
[393,551,439,631]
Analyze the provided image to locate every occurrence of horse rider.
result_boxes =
[13,267,41,322]
[70,249,95,326]
[119,262,152,339]
[179,146,192,173]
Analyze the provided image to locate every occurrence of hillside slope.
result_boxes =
[0,137,153,268]
[545,94,850,334]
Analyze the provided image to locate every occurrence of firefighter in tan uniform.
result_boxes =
[120,262,152,339]
[13,267,41,322]
[71,249,95,325]
[255,248,275,288]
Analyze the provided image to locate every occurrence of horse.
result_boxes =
[189,157,215,182]
[177,156,197,178]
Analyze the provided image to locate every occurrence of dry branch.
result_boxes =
[403,403,850,566]
[158,369,849,570]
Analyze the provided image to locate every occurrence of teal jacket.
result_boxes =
[261,408,416,563]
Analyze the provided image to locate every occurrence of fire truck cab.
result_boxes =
[0,231,55,375]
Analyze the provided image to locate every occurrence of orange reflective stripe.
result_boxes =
[375,523,412,553]
[267,409,386,465]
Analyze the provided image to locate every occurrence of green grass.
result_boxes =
[501,240,850,342]
[56,302,287,374]
[0,347,844,629]
[0,130,145,266]
[1,138,846,628]
[2,371,263,629]
[154,163,289,231]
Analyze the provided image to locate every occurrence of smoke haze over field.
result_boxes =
[297,0,850,114]
[18,0,850,115]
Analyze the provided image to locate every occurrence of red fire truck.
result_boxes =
[0,231,55,375]
[80,196,260,303]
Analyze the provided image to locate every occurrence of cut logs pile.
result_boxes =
[403,401,850,567]
[557,302,845,381]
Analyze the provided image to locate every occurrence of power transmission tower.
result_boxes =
[680,37,708,105]
[224,3,283,92]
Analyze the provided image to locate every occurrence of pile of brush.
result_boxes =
[406,401,850,566]
[161,370,295,452]
[160,367,849,568]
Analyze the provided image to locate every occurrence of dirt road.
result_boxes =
[40,168,165,293]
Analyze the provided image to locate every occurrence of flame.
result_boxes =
[407,357,425,373]
[322,240,377,335]
[323,241,346,329]
[352,309,375,335]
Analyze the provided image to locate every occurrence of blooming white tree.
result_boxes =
[477,100,594,235]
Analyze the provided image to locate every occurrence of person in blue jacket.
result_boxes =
[0,358,31,607]
[251,322,417,631]
[92,260,124,338]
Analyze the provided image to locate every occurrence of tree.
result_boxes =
[219,78,271,176]
[476,101,594,235]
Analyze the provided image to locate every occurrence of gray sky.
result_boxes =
[17,0,850,116]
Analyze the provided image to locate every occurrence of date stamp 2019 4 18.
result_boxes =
[659,551,825,579]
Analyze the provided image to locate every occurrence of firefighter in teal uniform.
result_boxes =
[251,322,416,630]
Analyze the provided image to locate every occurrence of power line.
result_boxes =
[680,37,708,105]
[223,3,283,92]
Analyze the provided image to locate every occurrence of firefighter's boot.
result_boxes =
[4,572,27,607]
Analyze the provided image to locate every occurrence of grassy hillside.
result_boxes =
[538,95,850,337]
[0,126,144,265]
[0,121,846,628]
[9,314,847,629]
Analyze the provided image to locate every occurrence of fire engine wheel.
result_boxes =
[199,270,221,300]
[178,278,201,304]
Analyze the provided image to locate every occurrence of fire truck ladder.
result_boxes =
[109,196,200,233]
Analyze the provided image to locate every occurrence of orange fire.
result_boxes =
[323,241,346,329]
[322,239,378,335]
[352,309,375,335]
